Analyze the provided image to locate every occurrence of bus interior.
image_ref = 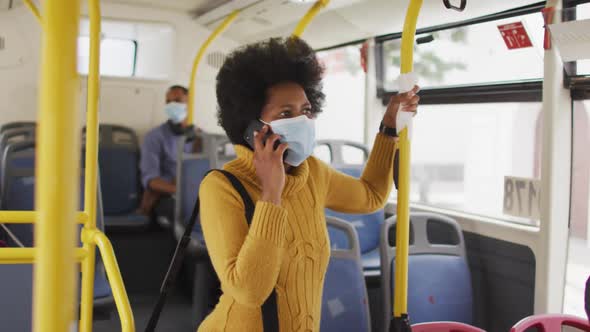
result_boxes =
[0,0,589,331]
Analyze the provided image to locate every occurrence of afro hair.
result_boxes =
[216,37,325,146]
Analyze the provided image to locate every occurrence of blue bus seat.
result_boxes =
[201,133,233,169]
[89,124,149,231]
[173,155,211,256]
[0,121,35,134]
[1,141,37,247]
[325,164,385,276]
[0,141,114,312]
[93,174,114,312]
[380,213,473,330]
[0,127,36,172]
[322,216,371,332]
[315,140,369,165]
[173,133,231,250]
[0,264,33,331]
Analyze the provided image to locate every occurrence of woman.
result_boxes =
[198,37,419,332]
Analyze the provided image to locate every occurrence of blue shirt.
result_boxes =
[140,123,193,189]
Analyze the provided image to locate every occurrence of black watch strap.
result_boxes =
[379,122,398,137]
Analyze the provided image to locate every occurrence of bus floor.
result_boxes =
[93,225,196,331]
[93,290,194,331]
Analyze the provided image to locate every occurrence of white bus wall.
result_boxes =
[0,3,239,140]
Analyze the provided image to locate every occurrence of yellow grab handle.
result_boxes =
[292,0,330,37]
[91,230,135,332]
[187,10,240,125]
[32,0,81,331]
[23,0,42,24]
[394,0,423,318]
[79,0,102,330]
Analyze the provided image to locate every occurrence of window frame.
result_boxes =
[376,2,547,105]
[565,0,590,99]
[77,36,139,78]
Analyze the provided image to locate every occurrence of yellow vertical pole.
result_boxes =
[394,0,422,320]
[79,0,101,330]
[32,0,81,331]
[292,0,330,37]
[186,11,240,125]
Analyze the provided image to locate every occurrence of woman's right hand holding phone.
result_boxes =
[253,125,289,206]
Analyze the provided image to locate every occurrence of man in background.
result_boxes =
[139,85,202,222]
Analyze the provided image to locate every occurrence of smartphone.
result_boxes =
[243,120,283,152]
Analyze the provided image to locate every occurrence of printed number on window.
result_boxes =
[503,176,541,220]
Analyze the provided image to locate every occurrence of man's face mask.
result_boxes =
[165,102,187,124]
[262,115,316,167]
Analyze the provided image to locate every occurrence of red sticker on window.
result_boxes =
[498,22,533,50]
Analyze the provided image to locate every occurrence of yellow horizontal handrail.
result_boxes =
[0,211,88,224]
[292,0,330,37]
[90,230,135,332]
[187,10,240,125]
[0,248,87,264]
[23,0,42,24]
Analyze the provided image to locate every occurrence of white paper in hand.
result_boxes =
[395,72,418,140]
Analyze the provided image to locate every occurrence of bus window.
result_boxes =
[563,99,590,318]
[316,45,365,144]
[381,12,545,90]
[341,145,365,165]
[77,18,174,79]
[313,145,332,164]
[389,102,542,226]
[78,36,136,77]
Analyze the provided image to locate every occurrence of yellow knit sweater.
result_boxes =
[197,134,397,332]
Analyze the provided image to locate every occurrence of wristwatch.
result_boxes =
[379,121,398,137]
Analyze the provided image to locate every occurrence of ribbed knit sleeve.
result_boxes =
[325,133,397,213]
[199,172,287,308]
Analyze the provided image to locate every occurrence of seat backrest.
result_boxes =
[0,175,107,331]
[0,264,33,331]
[0,141,35,210]
[214,138,235,168]
[510,314,590,332]
[325,165,384,254]
[1,141,87,247]
[412,321,485,332]
[201,133,231,168]
[380,213,472,329]
[93,172,113,300]
[322,216,371,332]
[315,140,368,165]
[0,121,35,135]
[94,125,141,215]
[0,127,35,160]
[0,141,36,246]
[175,155,211,236]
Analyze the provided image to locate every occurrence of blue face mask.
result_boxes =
[263,115,316,167]
[165,102,187,124]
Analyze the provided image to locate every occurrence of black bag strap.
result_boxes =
[215,170,254,224]
[393,149,400,190]
[145,169,279,332]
